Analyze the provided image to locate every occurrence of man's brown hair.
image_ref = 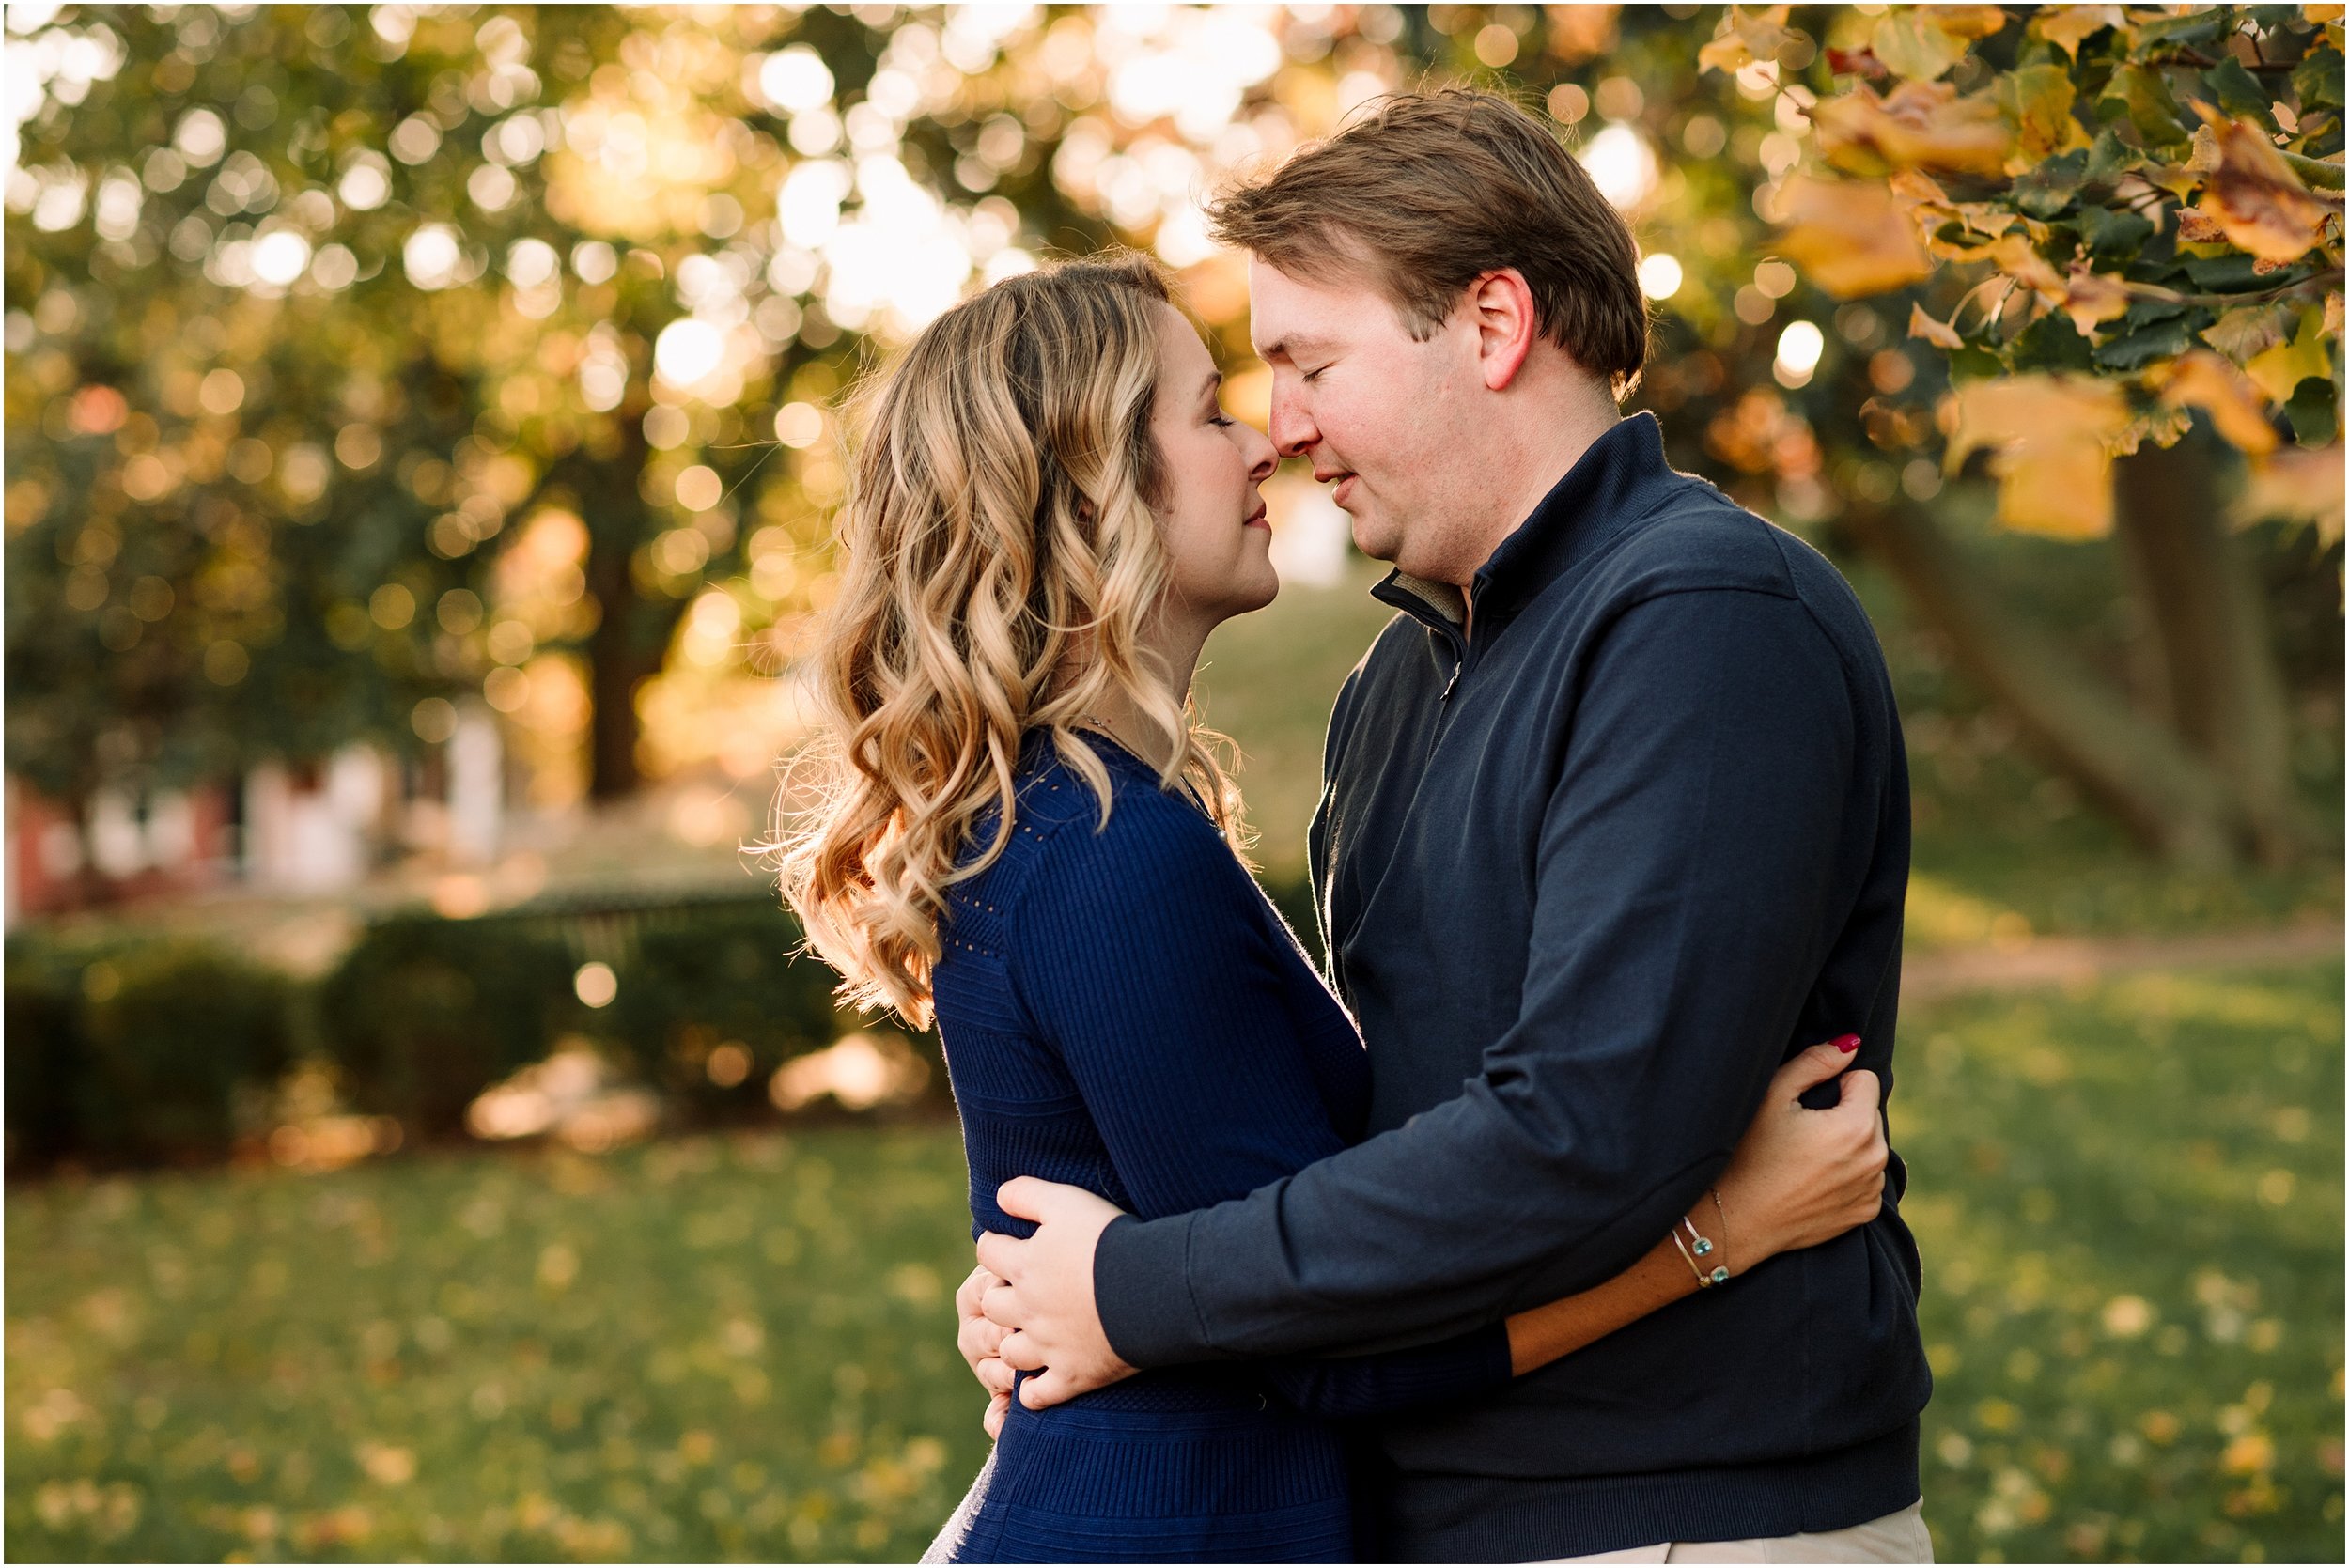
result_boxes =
[1206,89,1647,397]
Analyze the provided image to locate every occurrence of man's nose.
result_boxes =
[1267,385,1316,460]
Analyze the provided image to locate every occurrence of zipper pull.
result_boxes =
[1440,661,1462,702]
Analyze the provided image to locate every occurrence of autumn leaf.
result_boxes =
[1774,175,1936,297]
[1871,5,2008,82]
[2235,443,2346,544]
[1699,5,1799,74]
[2177,207,2231,243]
[2059,264,2133,336]
[1943,375,2135,537]
[2244,306,2336,404]
[1998,64,2090,166]
[2201,303,2293,360]
[1909,303,1966,349]
[2029,4,2126,60]
[1812,80,2015,176]
[2196,108,2337,262]
[2152,350,2281,455]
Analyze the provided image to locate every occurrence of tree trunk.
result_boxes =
[2110,435,2302,866]
[584,543,649,801]
[1843,501,2242,869]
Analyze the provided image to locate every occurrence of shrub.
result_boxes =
[5,938,88,1168]
[5,936,294,1168]
[316,915,578,1141]
[605,899,863,1125]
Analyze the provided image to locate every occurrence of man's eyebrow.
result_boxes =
[1258,334,1335,362]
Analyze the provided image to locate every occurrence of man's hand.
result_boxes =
[954,1265,1017,1438]
[974,1177,1137,1410]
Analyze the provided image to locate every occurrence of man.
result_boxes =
[964,90,1933,1561]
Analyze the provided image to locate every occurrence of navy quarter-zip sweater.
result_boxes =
[1094,411,1931,1560]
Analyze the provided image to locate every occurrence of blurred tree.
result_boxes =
[7,2,2339,871]
[4,3,1103,812]
[1756,2,2343,864]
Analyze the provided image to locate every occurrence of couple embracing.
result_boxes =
[781,90,1933,1563]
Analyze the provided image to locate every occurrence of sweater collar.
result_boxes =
[1369,411,1672,644]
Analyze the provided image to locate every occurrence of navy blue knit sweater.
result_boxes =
[925,735,1513,1563]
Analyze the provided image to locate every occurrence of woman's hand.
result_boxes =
[954,1264,1017,1438]
[1713,1036,1888,1272]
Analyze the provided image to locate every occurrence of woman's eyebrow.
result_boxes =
[1199,369,1222,402]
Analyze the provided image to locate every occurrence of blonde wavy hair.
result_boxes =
[775,254,1248,1028]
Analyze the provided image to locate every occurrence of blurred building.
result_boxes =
[4,706,506,921]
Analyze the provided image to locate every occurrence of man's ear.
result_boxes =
[1468,269,1538,393]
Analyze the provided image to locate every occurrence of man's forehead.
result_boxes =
[1246,256,1395,358]
[1247,269,1345,359]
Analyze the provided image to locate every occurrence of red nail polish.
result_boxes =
[1834,1033,1861,1053]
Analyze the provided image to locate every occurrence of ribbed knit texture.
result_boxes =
[926,734,1512,1564]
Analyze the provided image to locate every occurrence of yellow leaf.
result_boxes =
[2201,303,2293,360]
[1986,234,2068,306]
[1773,175,1937,298]
[2153,350,2281,454]
[2059,264,2133,335]
[1944,376,2134,537]
[2197,108,2337,263]
[2178,207,2231,243]
[1999,65,2087,164]
[1873,10,1964,81]
[2244,307,2333,404]
[2236,443,2346,543]
[1812,81,2015,176]
[1699,5,1797,74]
[2305,4,2345,22]
[2030,4,2126,59]
[1908,303,1965,349]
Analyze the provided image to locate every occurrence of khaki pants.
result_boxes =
[1546,1499,1932,1563]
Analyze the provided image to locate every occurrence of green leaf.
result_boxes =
[2120,298,2190,331]
[2079,205,2155,257]
[2092,316,2198,370]
[2180,253,2280,290]
[2283,376,2341,443]
[2294,45,2345,113]
[2009,310,2097,373]
[2083,126,2143,184]
[2201,56,2278,130]
[1949,343,2006,382]
[2133,9,2230,49]
[2015,148,2090,217]
[2101,63,2192,149]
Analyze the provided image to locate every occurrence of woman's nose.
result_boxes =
[1245,424,1278,482]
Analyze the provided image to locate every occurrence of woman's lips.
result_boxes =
[1243,504,1269,530]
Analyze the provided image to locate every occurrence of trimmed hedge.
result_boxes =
[8,874,1320,1171]
[315,913,583,1142]
[4,936,293,1168]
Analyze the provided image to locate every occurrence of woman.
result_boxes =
[777,255,1887,1562]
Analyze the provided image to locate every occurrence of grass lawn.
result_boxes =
[8,961,2341,1562]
